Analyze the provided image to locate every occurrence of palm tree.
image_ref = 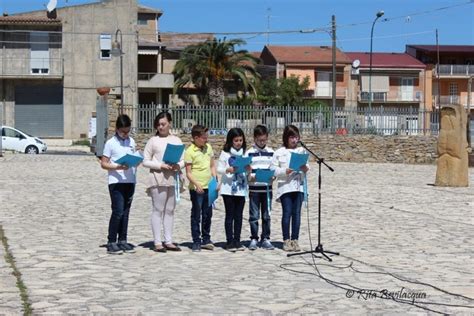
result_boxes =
[173,38,260,107]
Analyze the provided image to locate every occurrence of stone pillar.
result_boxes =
[435,104,469,187]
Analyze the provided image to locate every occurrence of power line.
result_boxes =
[244,30,436,46]
[0,1,470,38]
[0,30,437,46]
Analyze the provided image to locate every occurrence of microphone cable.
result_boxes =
[279,180,474,314]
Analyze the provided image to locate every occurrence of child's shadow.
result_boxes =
[137,241,154,250]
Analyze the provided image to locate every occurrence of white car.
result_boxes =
[1,126,47,154]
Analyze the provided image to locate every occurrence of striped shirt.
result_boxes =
[246,144,274,193]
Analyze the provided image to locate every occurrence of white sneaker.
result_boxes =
[248,239,258,250]
[261,239,275,250]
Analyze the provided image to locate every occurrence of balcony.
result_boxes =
[433,95,470,108]
[0,58,63,78]
[138,72,174,88]
[434,64,474,77]
[310,86,347,99]
[359,90,423,103]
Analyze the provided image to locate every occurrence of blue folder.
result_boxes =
[208,177,219,207]
[163,144,185,164]
[255,169,275,184]
[232,156,252,174]
[114,153,143,167]
[289,152,309,171]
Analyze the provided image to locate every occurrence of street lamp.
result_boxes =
[111,29,124,114]
[368,10,384,127]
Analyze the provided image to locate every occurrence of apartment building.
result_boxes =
[1,0,141,138]
[0,0,214,139]
[259,45,353,108]
[137,25,213,106]
[345,52,428,110]
[0,15,63,137]
[406,45,474,113]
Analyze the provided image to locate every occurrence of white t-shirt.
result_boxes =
[103,134,137,184]
[271,146,309,201]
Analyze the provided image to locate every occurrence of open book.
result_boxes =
[114,152,143,167]
[289,152,309,171]
[163,143,185,164]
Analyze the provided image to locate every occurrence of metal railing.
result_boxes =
[434,95,469,107]
[122,104,440,136]
[435,64,474,76]
[359,90,423,102]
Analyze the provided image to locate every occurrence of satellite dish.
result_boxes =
[46,0,57,19]
[352,59,360,68]
[46,0,57,12]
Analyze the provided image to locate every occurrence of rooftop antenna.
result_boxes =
[266,7,271,46]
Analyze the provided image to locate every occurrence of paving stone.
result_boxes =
[0,155,472,314]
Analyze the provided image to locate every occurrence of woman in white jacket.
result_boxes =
[271,125,309,252]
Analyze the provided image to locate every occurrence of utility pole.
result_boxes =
[436,29,441,130]
[468,75,472,148]
[332,15,337,132]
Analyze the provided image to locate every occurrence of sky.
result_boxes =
[2,0,473,53]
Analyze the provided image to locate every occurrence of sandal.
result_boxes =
[164,243,182,251]
[153,245,167,253]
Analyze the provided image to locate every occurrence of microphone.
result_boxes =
[297,140,306,148]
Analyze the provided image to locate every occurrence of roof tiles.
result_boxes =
[264,45,351,64]
[345,52,426,69]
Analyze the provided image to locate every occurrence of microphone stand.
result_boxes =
[287,141,339,261]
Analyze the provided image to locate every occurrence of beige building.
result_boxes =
[0,0,212,138]
[0,0,158,139]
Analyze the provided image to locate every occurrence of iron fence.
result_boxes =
[122,104,440,136]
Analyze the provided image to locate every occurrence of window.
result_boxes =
[3,128,22,138]
[449,82,459,104]
[449,83,458,96]
[30,32,49,74]
[138,17,148,25]
[99,34,112,59]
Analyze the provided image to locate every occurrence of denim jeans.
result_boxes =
[190,189,213,244]
[249,191,272,241]
[108,183,135,243]
[222,195,245,243]
[280,191,303,240]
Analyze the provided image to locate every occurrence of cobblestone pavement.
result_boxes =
[0,153,473,314]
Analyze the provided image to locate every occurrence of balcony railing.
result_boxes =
[433,95,469,107]
[0,58,63,77]
[359,90,423,102]
[435,64,474,77]
[138,72,174,88]
[309,86,347,98]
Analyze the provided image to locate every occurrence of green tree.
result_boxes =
[173,38,260,107]
[257,75,310,107]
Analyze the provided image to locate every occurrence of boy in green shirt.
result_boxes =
[184,125,217,252]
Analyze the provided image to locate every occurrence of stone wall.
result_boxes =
[107,102,438,164]
[133,132,438,164]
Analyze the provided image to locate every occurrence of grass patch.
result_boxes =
[72,139,91,146]
[0,225,33,315]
